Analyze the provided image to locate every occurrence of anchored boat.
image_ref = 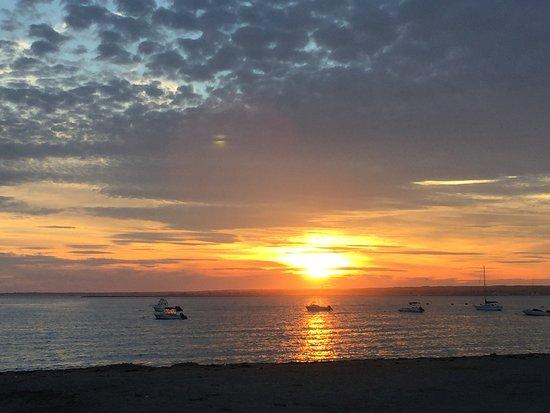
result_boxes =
[523,308,550,316]
[306,303,333,312]
[153,298,188,319]
[398,301,425,313]
[475,266,503,311]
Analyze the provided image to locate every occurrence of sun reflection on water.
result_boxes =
[299,311,338,361]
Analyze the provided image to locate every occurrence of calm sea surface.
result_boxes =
[1,295,549,371]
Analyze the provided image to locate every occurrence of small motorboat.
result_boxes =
[398,301,425,313]
[153,298,188,319]
[523,308,550,316]
[306,303,333,312]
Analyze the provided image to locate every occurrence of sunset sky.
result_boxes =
[0,0,549,291]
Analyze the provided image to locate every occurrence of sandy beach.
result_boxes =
[1,354,549,412]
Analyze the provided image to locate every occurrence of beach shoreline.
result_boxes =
[2,353,549,412]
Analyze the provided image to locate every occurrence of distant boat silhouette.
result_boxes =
[523,307,550,316]
[475,267,503,311]
[306,303,333,312]
[398,301,425,313]
[153,298,188,319]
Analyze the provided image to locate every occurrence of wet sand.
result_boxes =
[1,354,549,412]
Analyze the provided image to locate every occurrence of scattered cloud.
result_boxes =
[414,179,501,186]
[111,230,238,245]
[36,225,75,229]
[0,0,548,290]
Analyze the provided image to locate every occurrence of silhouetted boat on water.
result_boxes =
[475,267,503,311]
[153,298,188,319]
[306,303,333,312]
[523,308,550,316]
[398,301,425,313]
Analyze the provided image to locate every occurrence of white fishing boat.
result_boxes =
[398,301,425,313]
[475,267,503,311]
[153,298,187,319]
[523,308,550,316]
[306,303,333,312]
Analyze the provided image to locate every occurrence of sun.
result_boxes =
[247,231,374,280]
[282,252,351,278]
[279,250,352,279]
[271,232,372,279]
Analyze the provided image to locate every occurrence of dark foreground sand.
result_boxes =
[1,354,549,412]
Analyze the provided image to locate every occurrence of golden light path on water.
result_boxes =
[299,312,338,361]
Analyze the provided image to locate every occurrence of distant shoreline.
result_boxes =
[2,285,550,297]
[2,354,549,412]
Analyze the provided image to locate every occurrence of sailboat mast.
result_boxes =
[483,266,486,299]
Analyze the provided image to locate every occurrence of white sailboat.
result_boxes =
[474,266,503,311]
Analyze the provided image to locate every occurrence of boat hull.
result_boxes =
[523,309,550,316]
[475,305,502,311]
[306,305,333,312]
[154,312,187,320]
[398,308,424,313]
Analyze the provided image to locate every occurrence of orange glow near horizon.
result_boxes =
[1,180,549,292]
[278,249,352,278]
[262,232,373,280]
[0,0,549,296]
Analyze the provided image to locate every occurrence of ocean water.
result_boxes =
[1,295,549,372]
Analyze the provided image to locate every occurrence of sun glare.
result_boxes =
[269,232,371,279]
[279,250,352,279]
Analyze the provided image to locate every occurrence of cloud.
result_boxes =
[152,7,197,30]
[28,23,68,45]
[146,49,185,76]
[30,40,59,55]
[497,260,545,264]
[69,250,113,255]
[36,225,75,229]
[96,42,135,64]
[15,0,54,12]
[0,252,181,268]
[414,179,501,186]
[64,3,110,29]
[368,249,485,256]
[0,0,549,289]
[0,196,60,215]
[115,0,156,18]
[137,40,159,54]
[10,56,40,70]
[86,203,314,230]
[2,0,548,180]
[68,244,110,249]
[0,262,290,292]
[111,230,237,245]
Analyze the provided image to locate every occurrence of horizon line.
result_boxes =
[2,284,550,296]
